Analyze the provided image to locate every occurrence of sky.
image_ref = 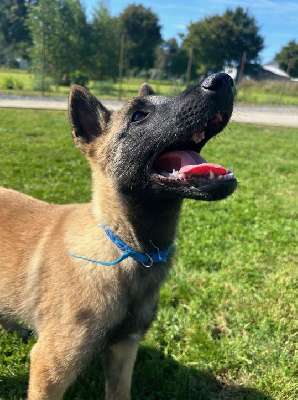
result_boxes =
[81,0,298,65]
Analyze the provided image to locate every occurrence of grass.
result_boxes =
[236,79,298,106]
[1,68,298,105]
[0,69,185,99]
[0,109,297,399]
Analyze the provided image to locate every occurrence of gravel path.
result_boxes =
[0,94,297,127]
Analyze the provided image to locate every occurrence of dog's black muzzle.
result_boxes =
[149,72,237,201]
[174,73,234,145]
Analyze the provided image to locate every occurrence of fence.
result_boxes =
[0,66,297,106]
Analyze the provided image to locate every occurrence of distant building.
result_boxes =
[16,58,30,70]
[225,60,290,82]
[260,61,290,80]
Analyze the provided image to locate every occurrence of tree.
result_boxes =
[224,7,264,65]
[275,40,298,78]
[182,7,264,76]
[89,2,120,80]
[27,0,90,84]
[118,4,161,72]
[183,15,234,75]
[57,0,91,80]
[155,38,188,78]
[0,0,34,62]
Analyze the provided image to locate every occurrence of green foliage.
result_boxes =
[183,7,264,75]
[31,74,52,92]
[3,77,14,89]
[224,7,264,65]
[69,70,89,87]
[27,0,90,85]
[0,69,33,92]
[89,2,120,81]
[0,110,297,399]
[0,0,32,60]
[2,0,298,86]
[91,80,116,96]
[155,38,188,78]
[1,75,23,90]
[119,4,162,71]
[236,79,298,105]
[275,39,298,78]
[183,14,234,74]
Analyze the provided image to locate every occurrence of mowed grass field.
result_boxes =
[1,69,298,105]
[0,108,297,400]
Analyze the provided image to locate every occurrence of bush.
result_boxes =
[59,74,71,86]
[2,76,24,90]
[4,77,14,89]
[90,80,115,96]
[69,71,89,87]
[32,75,52,92]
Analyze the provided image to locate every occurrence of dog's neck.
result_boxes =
[91,172,182,252]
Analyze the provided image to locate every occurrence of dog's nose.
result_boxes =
[201,73,234,92]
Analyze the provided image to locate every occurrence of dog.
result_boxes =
[0,73,236,399]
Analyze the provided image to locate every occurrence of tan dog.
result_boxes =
[0,74,236,399]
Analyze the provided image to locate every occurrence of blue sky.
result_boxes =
[82,0,298,64]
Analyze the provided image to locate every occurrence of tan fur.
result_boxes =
[0,76,236,399]
[0,109,168,399]
[0,167,164,398]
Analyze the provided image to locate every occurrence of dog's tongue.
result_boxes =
[154,150,227,176]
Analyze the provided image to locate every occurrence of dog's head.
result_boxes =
[69,73,237,202]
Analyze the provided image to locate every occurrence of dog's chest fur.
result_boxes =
[105,258,170,345]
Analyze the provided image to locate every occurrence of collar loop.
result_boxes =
[62,225,174,267]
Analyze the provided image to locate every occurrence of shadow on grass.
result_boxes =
[0,371,29,399]
[0,346,273,400]
[133,347,273,400]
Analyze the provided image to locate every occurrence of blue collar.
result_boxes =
[63,225,174,267]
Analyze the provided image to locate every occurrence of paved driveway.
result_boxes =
[0,94,297,127]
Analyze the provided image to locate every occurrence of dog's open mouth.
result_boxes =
[152,149,234,186]
[152,112,235,188]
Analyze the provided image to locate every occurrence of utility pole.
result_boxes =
[186,44,194,88]
[118,33,125,101]
[40,21,46,96]
[278,56,293,107]
[238,51,247,83]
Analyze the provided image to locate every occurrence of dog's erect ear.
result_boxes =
[69,85,111,150]
[139,83,155,97]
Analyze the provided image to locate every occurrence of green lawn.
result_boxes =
[0,69,185,99]
[0,109,297,400]
[1,68,298,105]
[236,79,298,106]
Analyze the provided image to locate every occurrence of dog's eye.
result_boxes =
[131,111,148,123]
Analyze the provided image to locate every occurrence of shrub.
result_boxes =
[69,71,89,87]
[2,76,24,90]
[32,75,52,92]
[91,80,115,96]
[4,77,14,89]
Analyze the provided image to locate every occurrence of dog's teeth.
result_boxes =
[216,112,223,121]
[221,172,234,180]
[169,169,181,178]
[209,171,215,180]
[191,131,205,144]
